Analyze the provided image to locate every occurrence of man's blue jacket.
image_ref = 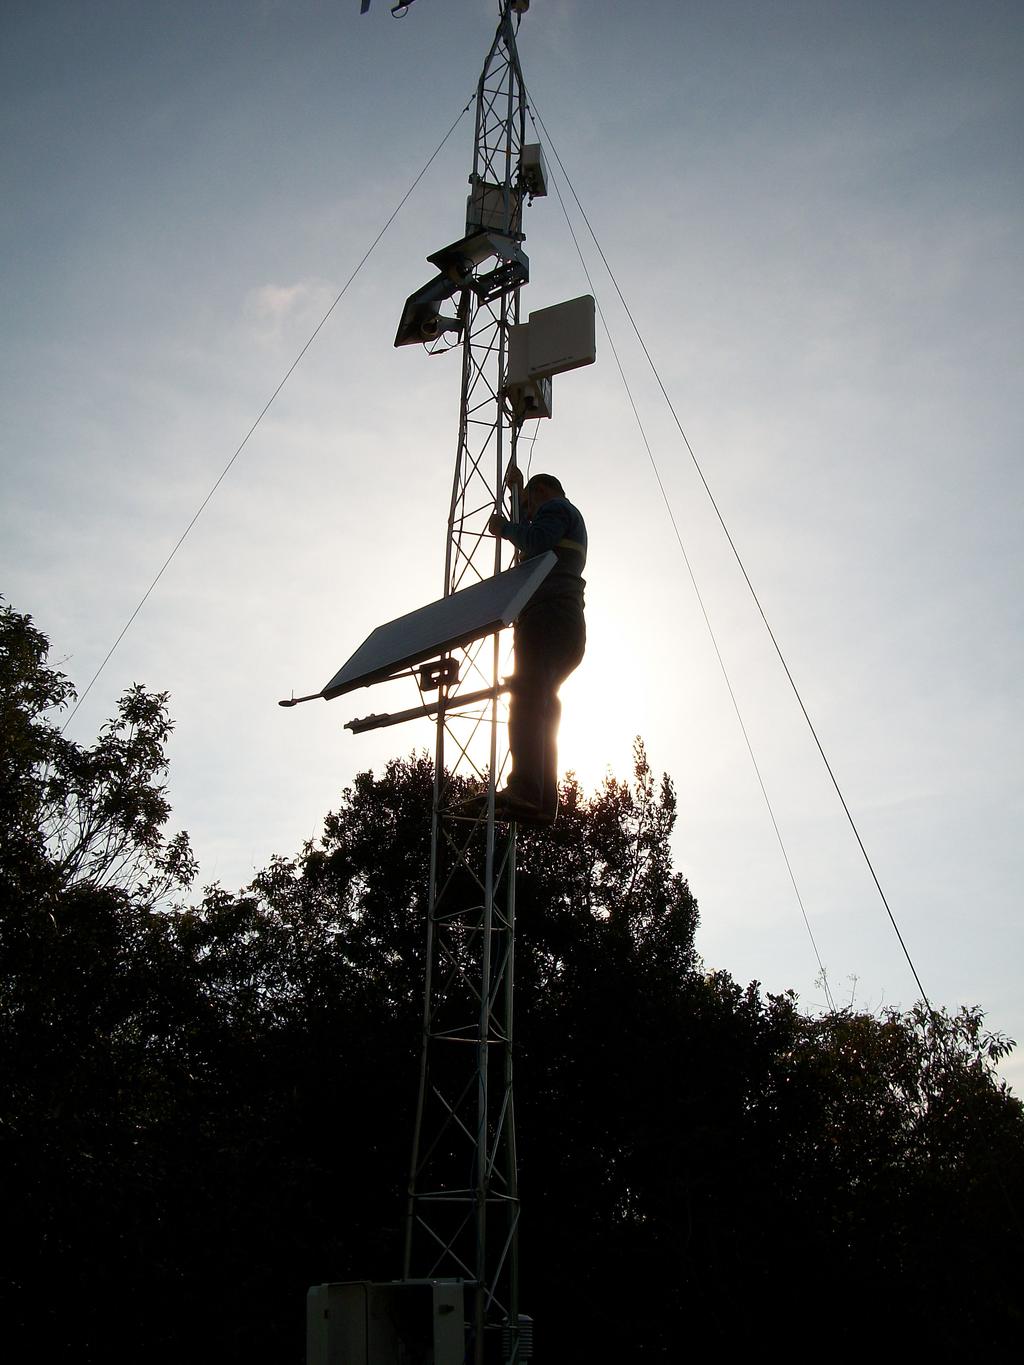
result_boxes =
[498,496,587,606]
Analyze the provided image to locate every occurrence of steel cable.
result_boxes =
[528,95,930,1012]
[60,96,474,735]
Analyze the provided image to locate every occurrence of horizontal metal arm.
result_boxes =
[346,684,509,735]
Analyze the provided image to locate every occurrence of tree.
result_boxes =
[2,601,1022,1360]
[1,601,195,906]
[1,602,200,1360]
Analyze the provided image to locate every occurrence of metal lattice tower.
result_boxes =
[403,4,530,1361]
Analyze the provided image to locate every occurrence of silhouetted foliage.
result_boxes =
[2,602,1022,1360]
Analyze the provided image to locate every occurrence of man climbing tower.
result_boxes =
[488,467,587,822]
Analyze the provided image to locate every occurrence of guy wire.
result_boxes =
[61,96,474,735]
[528,95,930,1013]
[527,105,836,1014]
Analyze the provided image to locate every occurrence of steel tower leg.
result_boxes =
[404,6,529,1363]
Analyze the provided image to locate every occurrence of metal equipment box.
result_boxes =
[523,294,596,378]
[503,293,596,419]
[466,178,522,235]
[307,1279,465,1365]
[520,143,548,198]
[505,324,553,419]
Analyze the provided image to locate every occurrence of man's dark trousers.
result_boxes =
[507,595,586,813]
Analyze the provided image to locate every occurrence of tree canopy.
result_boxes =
[1,600,1022,1360]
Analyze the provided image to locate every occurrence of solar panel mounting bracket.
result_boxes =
[278,551,557,717]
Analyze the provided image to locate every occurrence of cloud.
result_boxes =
[243,279,337,343]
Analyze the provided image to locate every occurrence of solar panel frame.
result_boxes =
[321,551,557,699]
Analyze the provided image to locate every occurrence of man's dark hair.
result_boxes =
[525,473,564,497]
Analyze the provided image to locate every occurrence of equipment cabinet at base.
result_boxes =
[307,1279,465,1365]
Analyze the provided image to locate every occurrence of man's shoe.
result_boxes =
[494,788,556,825]
[451,788,556,826]
[511,799,558,827]
[452,789,534,820]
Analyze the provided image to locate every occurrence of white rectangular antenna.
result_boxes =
[524,294,596,379]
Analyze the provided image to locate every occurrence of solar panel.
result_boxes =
[321,552,556,699]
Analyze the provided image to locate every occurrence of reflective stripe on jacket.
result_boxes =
[499,496,587,604]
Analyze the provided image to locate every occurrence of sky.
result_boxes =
[2,1,1022,1084]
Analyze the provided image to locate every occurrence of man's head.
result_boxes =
[524,473,564,517]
